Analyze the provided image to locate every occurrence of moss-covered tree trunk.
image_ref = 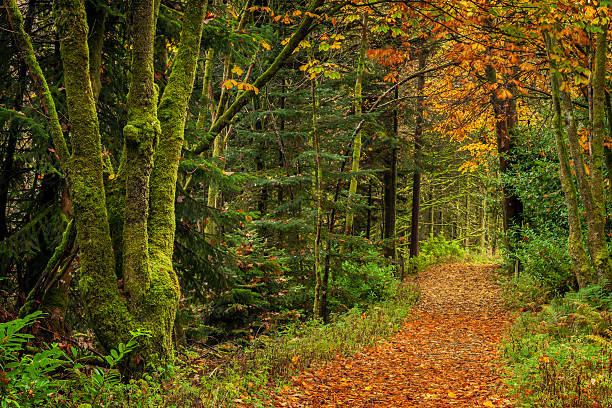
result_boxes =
[588,26,612,284]
[555,29,612,286]
[603,91,612,208]
[545,29,610,288]
[85,0,106,102]
[344,13,368,236]
[545,35,593,288]
[311,79,325,319]
[409,48,427,259]
[9,0,207,370]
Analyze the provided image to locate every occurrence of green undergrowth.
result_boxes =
[406,234,467,273]
[501,277,612,408]
[1,282,418,407]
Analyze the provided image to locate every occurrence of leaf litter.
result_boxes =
[265,263,515,407]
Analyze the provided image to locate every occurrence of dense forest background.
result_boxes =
[3,0,612,406]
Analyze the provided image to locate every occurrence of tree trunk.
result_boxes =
[410,49,427,258]
[85,0,106,102]
[366,180,372,239]
[10,0,208,370]
[485,66,523,233]
[345,13,368,236]
[603,91,612,209]
[382,85,398,259]
[549,28,612,286]
[464,194,469,249]
[545,32,593,288]
[589,26,612,284]
[311,79,325,319]
[429,191,434,237]
[479,197,486,250]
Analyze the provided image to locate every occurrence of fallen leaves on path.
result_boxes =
[267,263,515,407]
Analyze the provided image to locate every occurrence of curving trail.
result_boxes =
[270,263,515,407]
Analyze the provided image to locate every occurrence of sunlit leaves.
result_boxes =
[221,79,259,94]
[383,72,398,83]
[231,66,244,76]
[299,60,341,80]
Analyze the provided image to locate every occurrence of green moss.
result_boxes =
[121,0,160,303]
[7,0,69,165]
[545,33,594,288]
[149,0,207,259]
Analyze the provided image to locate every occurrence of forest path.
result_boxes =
[270,263,515,407]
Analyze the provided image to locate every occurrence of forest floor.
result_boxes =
[268,263,516,407]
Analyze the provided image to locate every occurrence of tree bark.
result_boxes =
[603,91,612,207]
[589,26,612,283]
[545,33,593,288]
[122,0,159,304]
[410,49,427,258]
[382,85,398,259]
[85,0,106,102]
[485,66,523,233]
[552,29,612,286]
[11,0,208,369]
[345,13,368,236]
[311,79,325,319]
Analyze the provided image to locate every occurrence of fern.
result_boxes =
[0,311,42,364]
[574,301,609,335]
[586,328,612,352]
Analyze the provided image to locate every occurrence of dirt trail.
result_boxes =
[271,263,515,407]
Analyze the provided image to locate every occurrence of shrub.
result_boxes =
[407,234,466,274]
[332,261,398,308]
[510,228,575,296]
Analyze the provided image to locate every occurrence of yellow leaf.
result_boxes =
[447,391,457,399]
[221,79,237,90]
[231,66,244,76]
[483,401,495,407]
[108,174,116,180]
[560,81,571,92]
[585,6,596,18]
